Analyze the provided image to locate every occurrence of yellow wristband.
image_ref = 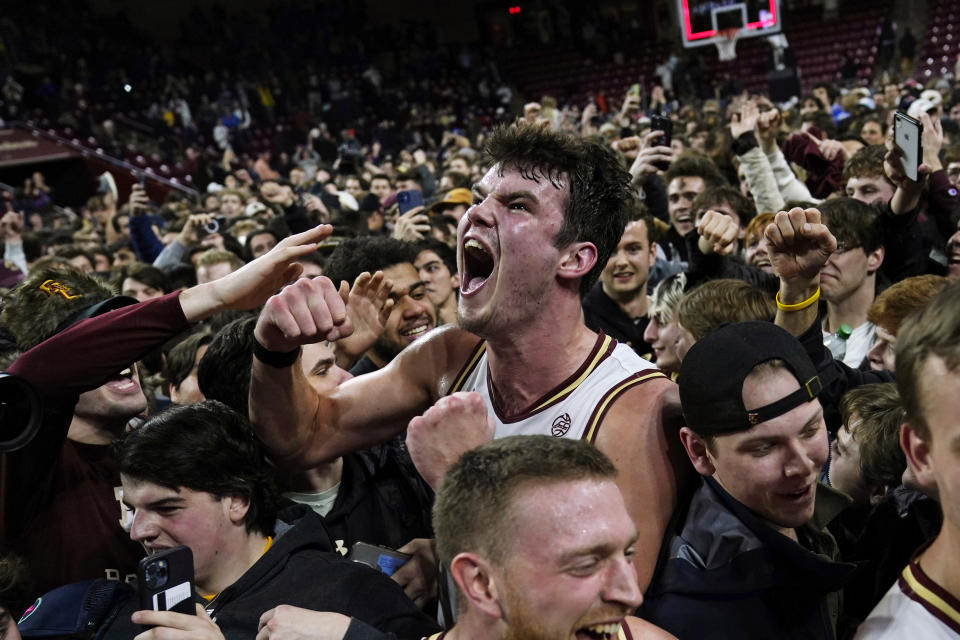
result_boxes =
[776,287,820,311]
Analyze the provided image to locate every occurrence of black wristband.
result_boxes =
[731,130,759,156]
[253,340,301,368]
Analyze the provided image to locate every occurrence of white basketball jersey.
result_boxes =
[854,561,960,638]
[449,333,665,443]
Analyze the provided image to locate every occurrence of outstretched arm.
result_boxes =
[250,279,478,466]
[179,224,333,321]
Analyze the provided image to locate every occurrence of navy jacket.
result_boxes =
[639,477,856,640]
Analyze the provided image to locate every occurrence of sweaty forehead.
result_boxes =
[478,163,567,193]
[504,478,631,553]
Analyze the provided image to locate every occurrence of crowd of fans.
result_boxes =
[1,2,960,639]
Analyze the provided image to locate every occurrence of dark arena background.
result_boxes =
[0,0,952,204]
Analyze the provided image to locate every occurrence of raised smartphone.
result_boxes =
[137,546,195,615]
[893,111,922,182]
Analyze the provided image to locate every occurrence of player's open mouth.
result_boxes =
[461,237,495,296]
[576,622,621,640]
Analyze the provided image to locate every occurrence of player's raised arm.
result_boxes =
[250,279,473,466]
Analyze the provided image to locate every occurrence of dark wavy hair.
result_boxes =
[113,400,281,537]
[117,262,172,294]
[483,124,634,295]
[818,197,883,253]
[415,238,457,275]
[323,236,417,287]
[197,316,258,416]
[841,144,893,186]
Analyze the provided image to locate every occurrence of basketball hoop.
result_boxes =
[715,27,741,62]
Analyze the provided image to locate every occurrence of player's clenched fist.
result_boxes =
[254,276,353,352]
[406,392,496,490]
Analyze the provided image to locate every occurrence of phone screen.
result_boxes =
[894,112,922,182]
[349,542,411,576]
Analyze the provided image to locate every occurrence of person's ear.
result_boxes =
[866,246,885,274]
[900,422,936,494]
[679,427,716,476]
[647,241,658,268]
[449,553,503,620]
[451,272,461,290]
[557,242,597,282]
[223,493,252,526]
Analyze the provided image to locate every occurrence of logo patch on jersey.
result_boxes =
[551,413,572,437]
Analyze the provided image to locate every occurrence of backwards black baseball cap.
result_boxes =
[677,321,823,436]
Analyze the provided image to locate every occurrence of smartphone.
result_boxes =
[396,190,424,215]
[628,83,641,98]
[137,546,196,615]
[650,115,673,170]
[349,542,412,577]
[198,216,225,237]
[893,111,922,181]
[651,115,673,148]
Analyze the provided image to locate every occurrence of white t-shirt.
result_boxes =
[823,321,875,368]
[283,482,341,518]
[854,557,960,638]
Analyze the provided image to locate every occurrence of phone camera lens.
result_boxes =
[144,559,169,589]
